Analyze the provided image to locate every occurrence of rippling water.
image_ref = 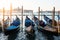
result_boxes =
[0,27,60,40]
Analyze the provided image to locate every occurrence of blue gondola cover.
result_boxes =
[44,15,52,24]
[11,17,20,26]
[25,16,35,27]
[6,25,19,30]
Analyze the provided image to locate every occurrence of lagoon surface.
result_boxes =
[0,27,59,40]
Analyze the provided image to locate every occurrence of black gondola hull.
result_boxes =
[37,27,59,36]
[25,29,35,37]
[4,26,20,35]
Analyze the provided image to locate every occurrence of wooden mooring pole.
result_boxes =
[58,11,60,33]
[21,6,23,31]
[2,8,5,32]
[38,7,40,28]
[52,7,55,27]
[41,9,42,20]
[32,11,34,20]
[10,4,12,26]
[38,7,40,20]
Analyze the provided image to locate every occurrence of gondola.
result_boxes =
[44,15,57,26]
[4,15,20,35]
[3,17,10,28]
[33,16,58,36]
[0,17,9,31]
[25,16,35,36]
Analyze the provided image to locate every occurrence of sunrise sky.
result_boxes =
[0,0,60,12]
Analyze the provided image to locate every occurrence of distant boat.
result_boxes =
[25,16,35,36]
[33,16,58,36]
[4,15,20,35]
[44,15,57,26]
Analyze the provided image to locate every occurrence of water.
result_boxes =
[0,12,60,40]
[0,27,59,40]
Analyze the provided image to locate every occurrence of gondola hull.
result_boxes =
[25,27,35,37]
[25,28,35,34]
[25,28,35,37]
[0,27,2,32]
[37,27,59,36]
[4,25,20,35]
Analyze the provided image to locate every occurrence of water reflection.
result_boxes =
[8,31,19,40]
[26,33,36,40]
[0,29,59,40]
[43,33,54,40]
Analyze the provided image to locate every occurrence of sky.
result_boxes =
[0,0,60,12]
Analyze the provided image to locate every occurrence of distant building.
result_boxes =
[24,10,33,13]
[13,7,21,13]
